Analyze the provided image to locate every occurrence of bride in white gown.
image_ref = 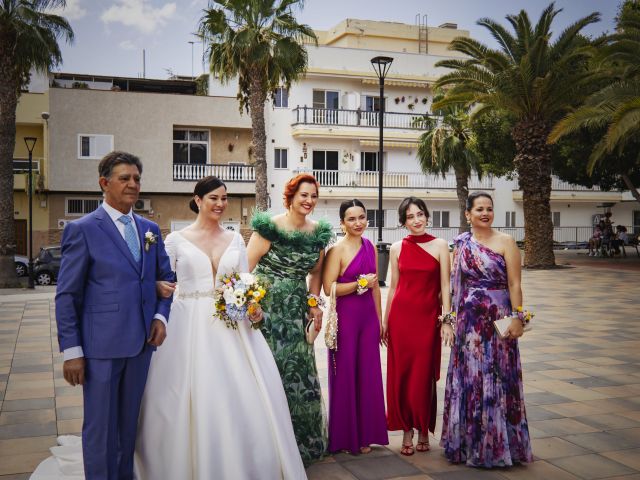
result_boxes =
[30,177,306,480]
[135,176,306,480]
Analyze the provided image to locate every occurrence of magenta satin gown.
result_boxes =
[327,238,389,453]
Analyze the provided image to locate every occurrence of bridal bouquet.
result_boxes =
[214,271,267,330]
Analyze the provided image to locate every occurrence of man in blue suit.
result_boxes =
[55,151,174,480]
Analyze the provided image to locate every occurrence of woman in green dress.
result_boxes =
[247,173,333,466]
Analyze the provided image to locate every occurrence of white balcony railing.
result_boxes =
[173,163,255,182]
[551,176,602,191]
[292,107,438,130]
[295,169,493,190]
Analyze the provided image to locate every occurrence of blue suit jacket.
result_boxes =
[55,207,174,359]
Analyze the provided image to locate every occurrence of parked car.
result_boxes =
[33,246,61,285]
[14,255,28,277]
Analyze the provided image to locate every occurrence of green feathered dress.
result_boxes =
[251,211,334,466]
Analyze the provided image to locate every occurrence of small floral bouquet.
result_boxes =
[513,306,534,327]
[356,275,369,295]
[214,271,267,330]
[438,311,456,327]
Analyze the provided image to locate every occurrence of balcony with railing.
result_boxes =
[292,107,437,130]
[173,163,255,182]
[13,158,43,191]
[295,169,493,190]
[551,176,602,191]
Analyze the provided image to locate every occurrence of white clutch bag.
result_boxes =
[493,316,532,339]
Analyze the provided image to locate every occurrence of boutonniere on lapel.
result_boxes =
[144,230,158,252]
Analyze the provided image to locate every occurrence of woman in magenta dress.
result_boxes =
[383,197,452,456]
[441,192,533,467]
[323,199,388,455]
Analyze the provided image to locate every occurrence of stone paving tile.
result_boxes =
[561,431,640,452]
[0,435,57,456]
[529,437,591,459]
[57,418,82,435]
[529,418,601,436]
[0,474,31,480]
[0,408,55,426]
[549,454,636,480]
[341,455,422,480]
[1,398,54,412]
[0,421,56,440]
[0,452,50,476]
[55,405,83,421]
[573,413,640,430]
[500,461,581,480]
[601,448,640,471]
[429,470,509,480]
[307,462,358,480]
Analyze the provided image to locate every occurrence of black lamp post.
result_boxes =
[371,55,393,285]
[24,136,37,289]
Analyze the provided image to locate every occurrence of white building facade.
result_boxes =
[224,18,639,244]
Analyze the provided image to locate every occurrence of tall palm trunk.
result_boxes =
[0,31,21,287]
[513,119,555,268]
[454,163,470,234]
[248,67,268,211]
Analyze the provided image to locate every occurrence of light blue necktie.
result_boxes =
[118,215,141,263]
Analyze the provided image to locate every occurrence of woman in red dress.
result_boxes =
[383,197,453,456]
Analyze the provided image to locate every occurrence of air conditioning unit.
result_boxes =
[134,199,151,212]
[58,219,70,229]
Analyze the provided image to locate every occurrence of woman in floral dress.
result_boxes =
[441,191,533,467]
[247,174,333,466]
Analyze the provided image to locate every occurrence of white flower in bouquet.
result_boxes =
[233,289,246,307]
[222,286,236,305]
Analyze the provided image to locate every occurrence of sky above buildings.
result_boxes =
[53,0,618,79]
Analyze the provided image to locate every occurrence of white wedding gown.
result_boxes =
[30,231,306,480]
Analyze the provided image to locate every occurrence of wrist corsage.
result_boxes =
[438,311,456,328]
[511,306,534,327]
[356,275,369,295]
[307,293,326,309]
[144,230,158,252]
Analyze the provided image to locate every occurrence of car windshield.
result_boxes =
[50,248,61,259]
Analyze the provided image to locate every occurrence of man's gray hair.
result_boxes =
[98,151,143,179]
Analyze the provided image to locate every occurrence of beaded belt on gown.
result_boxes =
[177,289,215,299]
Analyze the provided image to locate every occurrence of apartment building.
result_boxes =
[44,72,255,239]
[214,18,640,242]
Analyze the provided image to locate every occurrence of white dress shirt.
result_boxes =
[63,201,167,361]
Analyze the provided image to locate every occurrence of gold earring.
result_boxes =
[340,225,346,234]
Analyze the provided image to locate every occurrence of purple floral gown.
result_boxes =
[441,232,533,467]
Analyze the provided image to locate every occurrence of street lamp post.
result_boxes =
[188,41,195,79]
[24,137,37,289]
[370,56,393,285]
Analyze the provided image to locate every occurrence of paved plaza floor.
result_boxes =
[1,255,639,479]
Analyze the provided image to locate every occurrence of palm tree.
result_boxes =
[0,0,73,287]
[433,3,600,268]
[417,93,481,233]
[198,0,316,211]
[549,1,640,204]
